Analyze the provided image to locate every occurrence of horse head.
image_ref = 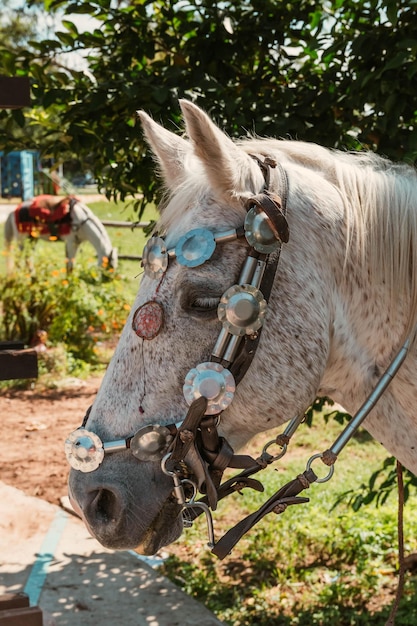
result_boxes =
[66,100,417,556]
[66,199,118,272]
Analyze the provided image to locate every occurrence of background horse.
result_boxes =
[67,100,417,558]
[4,194,117,272]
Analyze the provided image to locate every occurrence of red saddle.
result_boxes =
[14,195,75,238]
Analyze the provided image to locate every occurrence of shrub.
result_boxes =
[0,243,130,372]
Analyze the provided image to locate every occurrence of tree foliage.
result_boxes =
[1,0,417,212]
[0,0,42,47]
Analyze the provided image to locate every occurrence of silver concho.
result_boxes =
[142,236,168,279]
[175,228,216,267]
[65,428,104,473]
[183,362,235,414]
[130,425,173,462]
[244,207,281,253]
[217,284,267,336]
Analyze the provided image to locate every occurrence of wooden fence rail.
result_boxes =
[101,220,151,229]
[102,220,150,261]
[0,593,44,625]
[0,342,38,381]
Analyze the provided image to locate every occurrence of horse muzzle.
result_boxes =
[68,453,183,554]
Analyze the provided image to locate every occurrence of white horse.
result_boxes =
[66,100,417,558]
[4,195,117,271]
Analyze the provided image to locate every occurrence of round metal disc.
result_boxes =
[183,362,235,415]
[64,428,104,473]
[142,236,168,279]
[217,284,267,336]
[132,301,164,340]
[130,425,173,462]
[244,207,281,253]
[175,228,216,267]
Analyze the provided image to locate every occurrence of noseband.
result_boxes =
[65,156,412,559]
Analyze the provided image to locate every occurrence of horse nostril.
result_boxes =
[89,488,121,525]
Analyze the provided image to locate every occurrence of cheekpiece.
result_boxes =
[183,362,236,415]
[65,428,104,473]
[244,206,281,254]
[175,228,216,267]
[217,284,267,336]
[142,236,168,279]
[130,424,173,462]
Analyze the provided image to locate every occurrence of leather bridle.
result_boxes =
[65,156,412,560]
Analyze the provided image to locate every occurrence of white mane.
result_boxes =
[158,136,417,341]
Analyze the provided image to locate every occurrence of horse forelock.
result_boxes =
[156,166,247,239]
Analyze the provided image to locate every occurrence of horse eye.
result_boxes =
[191,296,220,311]
[180,288,220,319]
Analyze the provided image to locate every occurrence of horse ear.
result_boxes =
[179,99,262,196]
[137,111,191,189]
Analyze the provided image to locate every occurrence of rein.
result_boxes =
[65,156,412,568]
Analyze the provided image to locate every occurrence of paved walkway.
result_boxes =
[0,482,225,626]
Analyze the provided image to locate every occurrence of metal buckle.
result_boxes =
[161,453,215,548]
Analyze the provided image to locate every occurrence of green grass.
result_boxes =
[161,413,417,626]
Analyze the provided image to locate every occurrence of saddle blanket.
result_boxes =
[14,195,76,238]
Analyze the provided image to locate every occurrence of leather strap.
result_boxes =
[231,161,289,384]
[168,156,292,539]
[167,396,208,465]
[211,468,317,559]
[230,243,283,384]
[245,191,289,243]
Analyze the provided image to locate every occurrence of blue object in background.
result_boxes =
[0,150,40,200]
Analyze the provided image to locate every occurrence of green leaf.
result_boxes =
[383,51,408,72]
[386,1,399,27]
[2,0,417,205]
[55,31,77,46]
[12,109,26,128]
[62,20,80,36]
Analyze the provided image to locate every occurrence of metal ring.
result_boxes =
[262,438,287,462]
[64,428,104,473]
[161,452,175,476]
[180,478,198,504]
[306,453,335,483]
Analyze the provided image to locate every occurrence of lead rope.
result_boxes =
[385,460,405,626]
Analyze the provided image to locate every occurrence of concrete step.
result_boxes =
[0,482,224,626]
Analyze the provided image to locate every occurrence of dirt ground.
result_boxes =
[0,375,104,505]
[0,373,412,620]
